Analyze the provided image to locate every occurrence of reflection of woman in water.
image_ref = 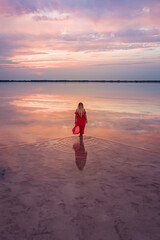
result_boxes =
[72,102,88,137]
[73,137,87,171]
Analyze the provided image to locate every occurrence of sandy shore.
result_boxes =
[0,136,160,240]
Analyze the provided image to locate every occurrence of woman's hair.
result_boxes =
[77,102,85,115]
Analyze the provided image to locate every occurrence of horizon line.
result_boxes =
[0,80,160,83]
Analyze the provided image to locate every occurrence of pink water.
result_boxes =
[0,82,160,153]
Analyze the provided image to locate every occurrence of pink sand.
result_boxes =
[0,136,160,240]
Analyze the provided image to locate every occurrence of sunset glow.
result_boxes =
[0,0,160,80]
[9,92,160,116]
[0,85,159,152]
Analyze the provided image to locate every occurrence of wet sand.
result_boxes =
[0,136,160,240]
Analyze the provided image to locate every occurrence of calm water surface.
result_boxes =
[0,82,160,153]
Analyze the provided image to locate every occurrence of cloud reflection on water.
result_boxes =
[7,92,160,115]
[0,88,160,154]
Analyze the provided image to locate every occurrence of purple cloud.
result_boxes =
[0,0,160,18]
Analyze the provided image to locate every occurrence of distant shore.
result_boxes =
[0,80,160,83]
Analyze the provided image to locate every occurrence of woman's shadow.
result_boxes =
[73,136,87,171]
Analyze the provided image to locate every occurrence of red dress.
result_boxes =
[72,111,86,135]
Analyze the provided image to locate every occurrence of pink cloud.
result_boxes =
[0,0,160,79]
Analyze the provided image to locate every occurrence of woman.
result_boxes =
[72,102,87,136]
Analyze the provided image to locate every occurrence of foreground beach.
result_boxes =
[0,135,160,240]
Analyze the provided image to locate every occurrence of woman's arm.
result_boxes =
[84,112,88,123]
[75,110,78,123]
[75,114,77,123]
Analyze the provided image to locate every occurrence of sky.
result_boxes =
[0,0,160,80]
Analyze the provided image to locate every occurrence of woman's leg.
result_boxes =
[80,126,85,135]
